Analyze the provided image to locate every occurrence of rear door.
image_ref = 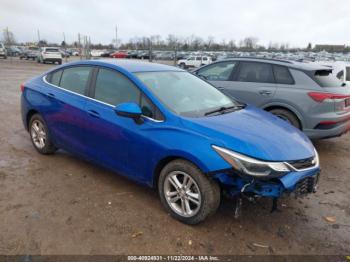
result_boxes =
[41,66,93,154]
[226,61,277,106]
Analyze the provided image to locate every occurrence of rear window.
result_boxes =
[45,48,59,52]
[313,70,344,87]
[60,66,92,95]
[48,70,63,86]
[347,67,350,81]
[273,65,294,85]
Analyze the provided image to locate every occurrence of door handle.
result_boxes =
[259,90,272,95]
[217,87,225,90]
[87,110,100,118]
[47,92,55,98]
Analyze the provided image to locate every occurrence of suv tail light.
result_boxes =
[308,92,350,103]
[20,83,25,92]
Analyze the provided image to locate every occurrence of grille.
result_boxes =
[295,175,318,197]
[287,157,316,170]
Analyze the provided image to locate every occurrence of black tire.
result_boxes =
[179,63,186,69]
[29,114,57,154]
[269,108,301,129]
[4,56,7,59]
[158,159,220,225]
[58,60,62,65]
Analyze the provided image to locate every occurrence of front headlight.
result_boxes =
[212,145,290,177]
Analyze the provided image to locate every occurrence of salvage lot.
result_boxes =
[0,58,349,255]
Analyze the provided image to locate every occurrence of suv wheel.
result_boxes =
[158,159,220,224]
[179,63,186,69]
[29,114,57,154]
[269,108,301,129]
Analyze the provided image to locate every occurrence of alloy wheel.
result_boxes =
[164,171,202,217]
[30,120,47,149]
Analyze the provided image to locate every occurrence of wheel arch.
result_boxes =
[263,103,304,129]
[26,109,39,130]
[152,155,208,190]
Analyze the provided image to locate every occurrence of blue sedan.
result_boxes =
[21,60,320,224]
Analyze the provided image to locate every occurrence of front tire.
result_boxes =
[29,114,57,154]
[158,159,220,225]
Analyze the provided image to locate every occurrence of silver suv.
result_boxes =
[194,58,350,139]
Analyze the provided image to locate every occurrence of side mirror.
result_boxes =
[114,102,143,124]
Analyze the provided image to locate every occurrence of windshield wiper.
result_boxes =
[204,105,241,116]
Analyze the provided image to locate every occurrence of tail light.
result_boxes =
[308,92,350,103]
[20,83,25,92]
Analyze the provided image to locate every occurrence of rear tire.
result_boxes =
[179,63,186,69]
[158,159,220,225]
[29,114,57,154]
[269,108,301,129]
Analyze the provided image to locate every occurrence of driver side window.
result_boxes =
[197,61,237,81]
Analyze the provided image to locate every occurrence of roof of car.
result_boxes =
[217,57,330,71]
[68,59,184,73]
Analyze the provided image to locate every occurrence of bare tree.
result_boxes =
[2,28,16,46]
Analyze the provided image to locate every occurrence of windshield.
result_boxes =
[135,71,238,117]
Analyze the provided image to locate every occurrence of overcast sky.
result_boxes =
[1,0,349,47]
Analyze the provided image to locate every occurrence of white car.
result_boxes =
[90,49,105,57]
[313,61,350,86]
[37,47,62,64]
[177,55,212,69]
[0,43,7,59]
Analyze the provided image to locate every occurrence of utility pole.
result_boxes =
[115,25,118,49]
[63,32,67,63]
[78,33,82,60]
[5,27,12,62]
[37,29,40,46]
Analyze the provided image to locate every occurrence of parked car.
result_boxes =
[313,61,350,86]
[101,50,115,57]
[7,46,22,57]
[126,50,139,59]
[90,49,105,57]
[0,43,7,59]
[59,49,70,58]
[37,47,62,64]
[110,50,127,58]
[193,58,350,139]
[21,60,320,224]
[20,46,40,60]
[177,55,212,69]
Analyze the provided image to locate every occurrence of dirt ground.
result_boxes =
[0,57,349,255]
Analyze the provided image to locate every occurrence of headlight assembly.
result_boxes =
[212,145,291,177]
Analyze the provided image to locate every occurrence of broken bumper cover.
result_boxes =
[213,167,320,198]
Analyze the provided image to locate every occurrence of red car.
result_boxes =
[110,50,127,58]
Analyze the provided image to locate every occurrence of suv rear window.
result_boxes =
[45,48,59,52]
[313,70,344,87]
[273,65,294,84]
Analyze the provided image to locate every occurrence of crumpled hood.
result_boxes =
[181,105,315,161]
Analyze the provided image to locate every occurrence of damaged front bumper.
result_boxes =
[211,167,320,199]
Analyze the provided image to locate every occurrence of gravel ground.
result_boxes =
[0,57,349,255]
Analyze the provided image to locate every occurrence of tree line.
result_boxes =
[2,29,350,53]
